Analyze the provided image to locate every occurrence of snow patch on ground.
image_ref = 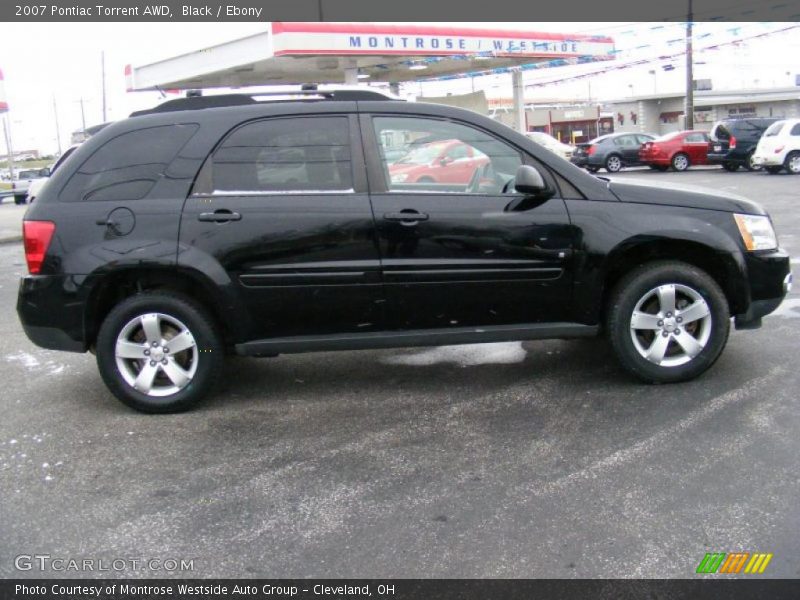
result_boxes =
[5,351,40,369]
[771,298,800,319]
[4,351,67,376]
[382,342,527,367]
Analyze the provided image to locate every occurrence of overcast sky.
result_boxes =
[1,21,798,155]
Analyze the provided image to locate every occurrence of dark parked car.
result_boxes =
[639,130,710,171]
[18,90,791,412]
[571,132,656,173]
[707,117,781,171]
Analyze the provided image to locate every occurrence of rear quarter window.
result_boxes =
[59,124,199,202]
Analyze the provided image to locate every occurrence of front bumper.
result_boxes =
[751,154,784,167]
[733,249,792,329]
[17,275,88,353]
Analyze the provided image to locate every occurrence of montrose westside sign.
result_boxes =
[270,23,615,58]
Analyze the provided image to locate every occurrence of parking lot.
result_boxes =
[0,168,798,578]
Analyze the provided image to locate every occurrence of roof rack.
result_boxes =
[130,87,400,117]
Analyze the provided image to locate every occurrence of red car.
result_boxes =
[639,130,710,171]
[388,139,489,185]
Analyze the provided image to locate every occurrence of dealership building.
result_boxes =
[602,87,800,136]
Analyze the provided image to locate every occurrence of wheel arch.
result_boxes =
[599,238,746,323]
[83,266,250,350]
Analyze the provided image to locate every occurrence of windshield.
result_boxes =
[395,142,447,165]
[764,122,785,137]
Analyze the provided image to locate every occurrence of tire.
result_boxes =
[605,154,623,173]
[785,151,800,175]
[721,162,740,172]
[745,152,761,172]
[96,291,224,413]
[14,194,26,205]
[765,166,783,175]
[671,153,690,172]
[607,261,730,384]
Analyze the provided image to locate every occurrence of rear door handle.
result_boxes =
[198,210,242,222]
[383,211,429,223]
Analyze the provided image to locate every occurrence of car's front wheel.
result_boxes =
[607,261,730,383]
[96,292,223,412]
[745,152,762,171]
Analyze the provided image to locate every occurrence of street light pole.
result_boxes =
[685,0,694,129]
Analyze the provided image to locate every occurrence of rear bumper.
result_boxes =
[17,275,88,353]
[570,155,602,168]
[707,150,748,165]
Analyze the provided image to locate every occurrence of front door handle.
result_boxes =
[198,210,242,222]
[383,211,429,223]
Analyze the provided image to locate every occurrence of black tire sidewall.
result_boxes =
[785,152,800,174]
[96,292,223,413]
[608,262,730,383]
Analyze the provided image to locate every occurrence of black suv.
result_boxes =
[17,90,792,412]
[707,117,781,171]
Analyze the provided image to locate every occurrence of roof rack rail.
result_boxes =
[130,87,400,117]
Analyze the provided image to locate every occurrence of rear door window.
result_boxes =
[764,122,785,137]
[207,116,353,193]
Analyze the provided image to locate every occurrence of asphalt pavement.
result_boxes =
[1,168,798,579]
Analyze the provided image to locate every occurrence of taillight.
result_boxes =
[729,135,737,149]
[23,221,55,274]
[587,145,596,156]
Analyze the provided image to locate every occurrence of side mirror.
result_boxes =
[514,165,550,196]
[439,156,453,167]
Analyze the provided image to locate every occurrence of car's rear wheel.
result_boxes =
[671,153,690,171]
[722,162,740,172]
[13,194,26,205]
[605,154,622,173]
[607,261,730,383]
[785,151,800,175]
[96,292,223,413]
[766,165,783,175]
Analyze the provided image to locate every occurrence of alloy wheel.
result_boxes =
[629,284,712,367]
[115,312,198,396]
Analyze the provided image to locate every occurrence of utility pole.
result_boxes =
[52,95,62,155]
[101,51,107,122]
[685,0,694,129]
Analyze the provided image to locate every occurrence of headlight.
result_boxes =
[733,213,778,251]
[390,173,409,183]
